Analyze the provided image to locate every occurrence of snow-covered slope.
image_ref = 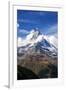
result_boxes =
[17,29,57,57]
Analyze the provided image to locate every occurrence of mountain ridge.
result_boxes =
[17,29,57,58]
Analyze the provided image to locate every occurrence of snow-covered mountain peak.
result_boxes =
[17,29,57,57]
[26,29,40,41]
[18,29,57,48]
[35,35,44,43]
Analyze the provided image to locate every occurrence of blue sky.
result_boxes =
[17,10,58,38]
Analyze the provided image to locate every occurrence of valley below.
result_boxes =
[17,53,58,80]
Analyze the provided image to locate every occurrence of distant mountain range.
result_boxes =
[17,29,58,58]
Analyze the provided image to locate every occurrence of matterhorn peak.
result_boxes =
[30,28,40,34]
[17,29,57,57]
[30,29,35,34]
[26,28,41,41]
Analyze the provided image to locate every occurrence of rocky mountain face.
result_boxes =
[17,29,57,58]
[17,29,58,79]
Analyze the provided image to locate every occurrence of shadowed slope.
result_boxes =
[17,65,39,80]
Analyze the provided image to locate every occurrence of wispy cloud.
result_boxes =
[18,19,36,24]
[18,29,29,34]
[17,23,19,28]
[38,12,46,16]
[45,24,58,35]
[27,11,46,16]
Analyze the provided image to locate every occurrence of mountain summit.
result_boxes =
[26,29,41,41]
[17,29,57,58]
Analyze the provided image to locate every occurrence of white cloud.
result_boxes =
[45,24,57,35]
[18,19,36,24]
[17,37,23,47]
[47,35,58,48]
[17,37,28,47]
[17,23,19,28]
[18,29,29,34]
[45,24,58,48]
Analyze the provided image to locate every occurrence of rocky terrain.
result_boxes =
[17,29,58,80]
